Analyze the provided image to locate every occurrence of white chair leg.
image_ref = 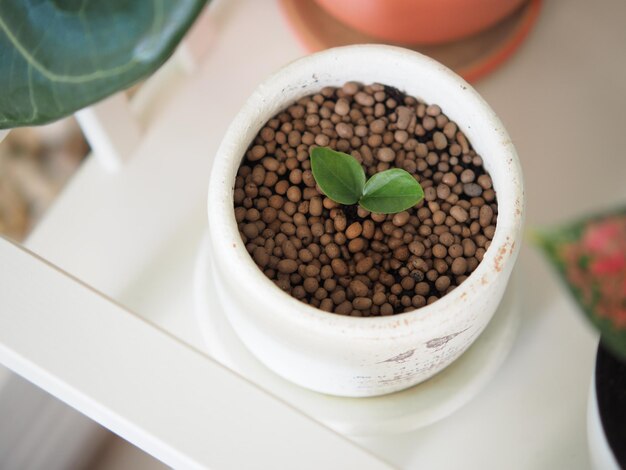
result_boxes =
[176,4,217,74]
[75,93,142,172]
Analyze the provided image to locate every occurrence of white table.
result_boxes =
[3,0,626,468]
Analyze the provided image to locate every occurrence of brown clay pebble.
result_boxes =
[451,257,468,275]
[477,174,492,189]
[249,145,266,161]
[348,238,366,253]
[336,122,353,139]
[372,291,386,306]
[435,276,451,292]
[309,197,323,216]
[356,257,374,274]
[433,132,447,150]
[346,222,363,239]
[355,91,374,106]
[392,211,410,227]
[409,241,425,256]
[479,205,494,228]
[277,259,298,274]
[464,183,483,197]
[442,172,457,186]
[353,297,372,310]
[350,280,369,297]
[335,301,352,315]
[335,98,350,116]
[253,247,269,267]
[331,258,348,276]
[432,244,447,259]
[235,82,497,315]
[460,169,475,183]
[377,147,395,163]
[396,106,413,130]
[380,303,394,316]
[450,206,469,223]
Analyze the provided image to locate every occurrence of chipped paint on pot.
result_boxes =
[207,45,524,397]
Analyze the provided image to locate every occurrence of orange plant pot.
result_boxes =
[313,0,527,45]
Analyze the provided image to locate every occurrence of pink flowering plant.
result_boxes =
[536,209,626,360]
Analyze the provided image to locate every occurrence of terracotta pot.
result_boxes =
[313,0,527,45]
[207,45,524,397]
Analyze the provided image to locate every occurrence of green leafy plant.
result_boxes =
[535,207,626,361]
[0,0,207,128]
[310,147,424,214]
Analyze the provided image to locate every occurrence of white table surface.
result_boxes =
[23,0,626,468]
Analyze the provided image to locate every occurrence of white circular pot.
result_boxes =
[207,44,524,397]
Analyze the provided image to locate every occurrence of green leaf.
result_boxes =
[0,0,207,128]
[359,168,424,214]
[310,147,365,205]
[534,207,626,361]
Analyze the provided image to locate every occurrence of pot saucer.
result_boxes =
[278,0,542,83]
[194,233,520,436]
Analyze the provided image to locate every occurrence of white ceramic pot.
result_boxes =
[207,45,524,397]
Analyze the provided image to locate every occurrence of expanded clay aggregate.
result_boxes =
[234,82,498,316]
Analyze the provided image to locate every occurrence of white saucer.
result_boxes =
[194,233,520,436]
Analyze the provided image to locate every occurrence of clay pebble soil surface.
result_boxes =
[234,82,497,316]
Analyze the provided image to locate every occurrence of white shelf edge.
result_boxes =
[0,236,392,470]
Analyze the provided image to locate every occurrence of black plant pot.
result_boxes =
[590,342,626,469]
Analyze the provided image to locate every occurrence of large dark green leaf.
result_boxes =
[0,0,207,128]
[535,207,626,361]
